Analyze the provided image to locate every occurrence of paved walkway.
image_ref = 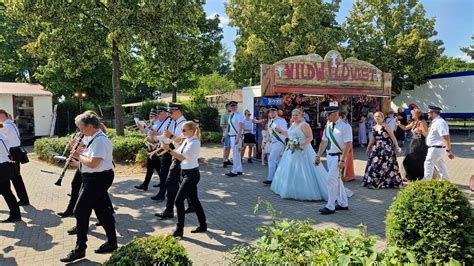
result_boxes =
[1,135,473,265]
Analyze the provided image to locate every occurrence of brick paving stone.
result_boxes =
[0,135,472,265]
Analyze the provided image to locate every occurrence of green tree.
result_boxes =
[434,55,474,74]
[460,35,474,60]
[225,0,344,86]
[343,0,443,94]
[5,1,215,135]
[192,72,236,105]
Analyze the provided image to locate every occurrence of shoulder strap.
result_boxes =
[0,139,10,155]
[229,113,238,134]
[6,121,21,140]
[173,118,186,135]
[87,132,106,148]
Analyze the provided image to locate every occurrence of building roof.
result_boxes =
[0,82,53,96]
[205,89,243,103]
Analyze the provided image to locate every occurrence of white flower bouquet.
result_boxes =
[286,139,301,153]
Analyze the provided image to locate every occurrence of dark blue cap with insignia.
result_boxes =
[428,105,442,113]
[149,109,158,116]
[268,105,278,111]
[168,102,183,112]
[227,101,238,106]
[324,106,339,115]
[156,106,168,112]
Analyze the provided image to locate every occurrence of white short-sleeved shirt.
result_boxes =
[228,112,244,136]
[0,133,12,163]
[178,136,200,170]
[151,117,172,142]
[268,116,288,144]
[426,116,449,146]
[0,119,21,147]
[243,119,254,134]
[322,118,353,153]
[81,130,114,173]
[170,116,187,139]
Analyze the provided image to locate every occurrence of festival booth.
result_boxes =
[257,50,392,181]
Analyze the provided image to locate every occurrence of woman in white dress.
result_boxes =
[271,108,329,201]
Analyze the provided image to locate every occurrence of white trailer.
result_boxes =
[242,85,261,117]
[0,82,53,139]
[391,71,474,118]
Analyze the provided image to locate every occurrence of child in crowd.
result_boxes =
[261,124,271,165]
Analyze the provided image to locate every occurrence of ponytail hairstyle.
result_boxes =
[183,121,201,140]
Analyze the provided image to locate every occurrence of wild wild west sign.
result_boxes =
[261,50,392,96]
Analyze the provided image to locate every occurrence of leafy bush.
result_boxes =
[386,180,474,264]
[111,136,146,163]
[34,136,70,163]
[201,131,222,144]
[135,100,167,119]
[182,101,220,132]
[104,235,191,266]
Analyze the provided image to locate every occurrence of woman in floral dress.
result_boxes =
[362,112,402,189]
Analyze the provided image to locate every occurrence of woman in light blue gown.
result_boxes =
[271,108,329,201]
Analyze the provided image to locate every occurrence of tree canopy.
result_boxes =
[460,35,474,61]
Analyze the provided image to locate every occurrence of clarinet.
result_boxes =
[54,133,85,186]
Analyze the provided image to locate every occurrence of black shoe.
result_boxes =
[248,159,253,163]
[172,228,183,237]
[67,226,78,235]
[18,201,30,206]
[57,211,74,218]
[225,172,238,177]
[134,183,148,191]
[60,249,85,263]
[151,195,165,201]
[153,183,161,188]
[262,180,272,185]
[155,211,174,219]
[184,208,195,214]
[335,205,349,211]
[224,160,233,166]
[223,162,227,168]
[191,225,207,233]
[319,207,336,215]
[94,242,118,254]
[1,216,21,223]
[237,172,243,175]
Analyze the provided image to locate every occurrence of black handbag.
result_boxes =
[9,146,29,164]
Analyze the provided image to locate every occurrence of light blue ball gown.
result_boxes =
[271,122,329,201]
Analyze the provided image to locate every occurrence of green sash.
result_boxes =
[228,113,243,150]
[270,119,286,145]
[326,123,346,178]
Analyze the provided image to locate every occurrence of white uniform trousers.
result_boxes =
[325,154,349,210]
[267,141,285,181]
[423,148,449,180]
[229,135,242,174]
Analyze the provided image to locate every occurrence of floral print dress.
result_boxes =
[362,125,402,188]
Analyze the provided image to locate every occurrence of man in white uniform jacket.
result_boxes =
[316,106,352,215]
[224,101,244,177]
[423,105,454,180]
[263,106,288,185]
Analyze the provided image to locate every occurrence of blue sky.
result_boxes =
[204,0,474,61]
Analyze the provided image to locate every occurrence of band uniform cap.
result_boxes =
[268,105,278,111]
[228,101,238,106]
[149,109,158,116]
[168,102,183,111]
[428,105,442,112]
[156,106,168,112]
[324,106,339,114]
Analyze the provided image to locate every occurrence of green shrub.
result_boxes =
[104,235,191,266]
[386,180,474,264]
[201,131,222,144]
[34,136,70,163]
[136,100,167,119]
[111,136,146,163]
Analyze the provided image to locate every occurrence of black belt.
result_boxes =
[428,146,445,148]
[328,152,342,156]
[182,167,199,172]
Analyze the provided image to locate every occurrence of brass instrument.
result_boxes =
[146,135,172,158]
[55,133,85,186]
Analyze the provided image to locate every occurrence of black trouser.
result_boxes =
[0,162,20,219]
[143,155,161,188]
[74,170,116,251]
[10,162,29,203]
[175,168,206,230]
[156,153,172,198]
[164,159,181,213]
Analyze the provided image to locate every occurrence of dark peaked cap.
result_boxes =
[428,105,442,112]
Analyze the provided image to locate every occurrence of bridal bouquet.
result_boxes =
[286,139,301,153]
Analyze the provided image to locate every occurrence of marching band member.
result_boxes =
[160,121,207,237]
[224,101,244,177]
[150,107,173,201]
[262,106,288,184]
[0,132,21,223]
[423,105,454,180]
[0,109,30,206]
[61,112,117,263]
[155,103,188,219]
[134,109,163,191]
[315,107,352,215]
